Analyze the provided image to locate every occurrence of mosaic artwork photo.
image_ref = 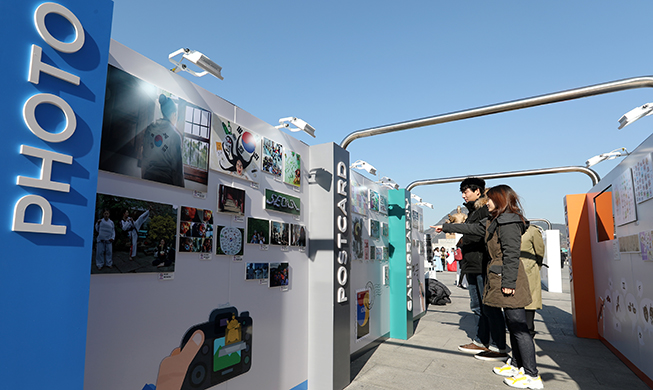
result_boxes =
[216,226,244,256]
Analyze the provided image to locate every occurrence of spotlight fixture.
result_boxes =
[275,117,316,138]
[585,147,629,167]
[410,194,423,203]
[378,176,399,190]
[350,160,377,176]
[169,48,223,80]
[618,103,653,129]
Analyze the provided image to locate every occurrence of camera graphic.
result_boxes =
[180,307,252,389]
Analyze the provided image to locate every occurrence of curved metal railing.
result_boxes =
[341,76,653,149]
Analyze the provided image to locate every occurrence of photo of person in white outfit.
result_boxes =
[95,209,115,270]
[121,206,151,261]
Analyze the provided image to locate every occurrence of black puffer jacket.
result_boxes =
[441,197,490,275]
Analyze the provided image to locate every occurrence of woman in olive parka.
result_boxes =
[484,185,543,389]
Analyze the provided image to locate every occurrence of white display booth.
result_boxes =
[410,204,427,319]
[348,171,392,353]
[85,41,316,390]
[582,132,653,385]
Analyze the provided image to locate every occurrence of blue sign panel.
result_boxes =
[0,1,113,389]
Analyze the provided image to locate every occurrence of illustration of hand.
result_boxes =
[156,330,204,390]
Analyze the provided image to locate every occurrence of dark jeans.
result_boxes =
[468,273,505,350]
[525,309,536,338]
[485,304,506,351]
[504,308,538,377]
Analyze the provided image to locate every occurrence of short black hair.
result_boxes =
[460,177,485,194]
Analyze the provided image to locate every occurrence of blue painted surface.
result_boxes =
[0,1,113,389]
[387,189,414,340]
[290,380,309,390]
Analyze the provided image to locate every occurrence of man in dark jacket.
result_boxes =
[432,177,507,360]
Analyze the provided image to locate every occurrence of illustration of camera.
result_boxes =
[180,307,252,389]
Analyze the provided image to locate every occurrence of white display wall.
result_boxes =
[410,204,427,318]
[85,41,311,390]
[349,171,391,354]
[586,132,653,383]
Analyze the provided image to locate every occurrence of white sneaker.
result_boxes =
[493,358,522,377]
[504,373,544,389]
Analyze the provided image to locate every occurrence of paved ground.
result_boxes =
[347,270,650,390]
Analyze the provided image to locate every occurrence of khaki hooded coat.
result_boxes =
[483,213,532,309]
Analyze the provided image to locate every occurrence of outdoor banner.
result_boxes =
[0,1,114,389]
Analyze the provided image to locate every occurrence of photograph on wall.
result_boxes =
[265,189,301,216]
[382,222,389,237]
[419,209,424,232]
[376,247,383,261]
[352,216,364,260]
[369,189,380,212]
[270,221,290,246]
[633,153,653,204]
[290,224,307,247]
[218,184,246,216]
[92,194,178,274]
[379,195,388,215]
[261,137,283,178]
[247,217,270,244]
[613,168,637,226]
[283,150,301,187]
[370,220,380,239]
[639,231,653,261]
[246,263,269,280]
[370,245,376,260]
[269,262,289,287]
[618,234,640,253]
[179,206,214,253]
[99,65,210,191]
[356,288,371,340]
[215,226,245,256]
[412,209,420,230]
[364,239,370,260]
[209,114,261,183]
[383,246,389,261]
[180,206,213,226]
[179,236,213,253]
[350,173,368,215]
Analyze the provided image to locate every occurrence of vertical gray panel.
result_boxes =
[308,143,350,390]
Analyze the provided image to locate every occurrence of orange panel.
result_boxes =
[594,191,614,242]
[564,194,599,339]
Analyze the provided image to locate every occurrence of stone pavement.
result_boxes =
[347,270,650,390]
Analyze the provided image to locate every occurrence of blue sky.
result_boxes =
[110,0,653,226]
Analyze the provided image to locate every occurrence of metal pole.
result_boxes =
[340,76,653,149]
[529,218,553,230]
[406,165,600,191]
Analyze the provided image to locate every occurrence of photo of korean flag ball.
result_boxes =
[210,114,261,183]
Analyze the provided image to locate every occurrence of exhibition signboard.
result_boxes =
[0,1,113,389]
